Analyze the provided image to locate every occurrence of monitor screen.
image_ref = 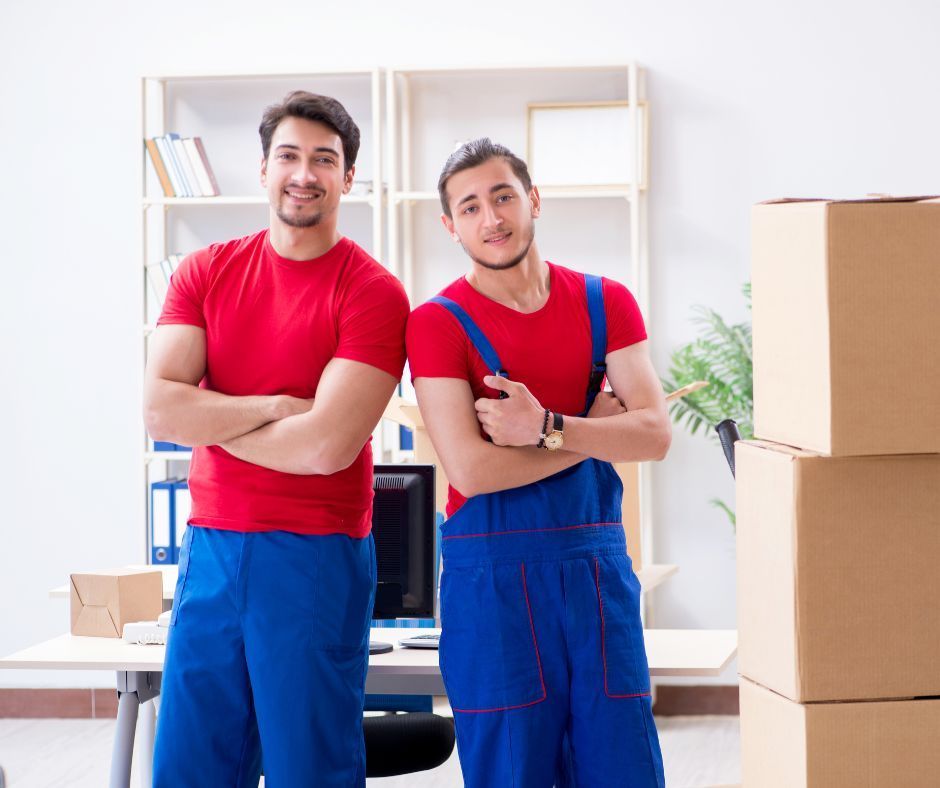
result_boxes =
[371,464,436,620]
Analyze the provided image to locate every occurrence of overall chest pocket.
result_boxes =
[439,562,546,713]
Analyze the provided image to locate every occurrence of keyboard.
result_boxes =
[398,633,440,649]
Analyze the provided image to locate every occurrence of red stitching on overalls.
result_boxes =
[452,562,548,714]
[443,521,623,541]
[594,557,651,700]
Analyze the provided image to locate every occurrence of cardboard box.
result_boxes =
[69,569,163,638]
[751,196,940,456]
[613,462,642,571]
[740,678,940,787]
[383,397,643,569]
[736,440,940,702]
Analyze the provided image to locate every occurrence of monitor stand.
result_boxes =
[369,640,393,655]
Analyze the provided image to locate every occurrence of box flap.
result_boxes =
[73,604,121,637]
[70,573,117,606]
[741,439,820,459]
[758,197,831,205]
[759,195,940,205]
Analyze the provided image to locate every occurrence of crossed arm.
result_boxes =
[143,324,399,475]
[414,340,671,499]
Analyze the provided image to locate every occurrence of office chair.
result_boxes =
[363,712,455,777]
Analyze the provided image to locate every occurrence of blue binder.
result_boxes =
[150,479,176,565]
[172,479,191,563]
[152,441,191,452]
[399,425,413,451]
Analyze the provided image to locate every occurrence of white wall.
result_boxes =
[2,0,938,688]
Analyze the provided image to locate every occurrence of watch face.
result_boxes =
[545,432,564,451]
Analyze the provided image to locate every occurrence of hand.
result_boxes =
[269,395,314,421]
[587,390,627,419]
[474,375,545,447]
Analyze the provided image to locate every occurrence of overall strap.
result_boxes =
[429,296,509,380]
[582,274,608,415]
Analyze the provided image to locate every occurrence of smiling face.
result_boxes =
[260,116,354,230]
[441,157,540,271]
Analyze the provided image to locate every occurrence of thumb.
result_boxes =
[483,374,513,393]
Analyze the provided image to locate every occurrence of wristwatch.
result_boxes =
[543,412,564,451]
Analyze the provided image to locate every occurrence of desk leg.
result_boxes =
[137,700,156,788]
[111,671,161,788]
[111,692,139,788]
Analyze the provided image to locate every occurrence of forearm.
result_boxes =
[448,440,586,498]
[144,380,284,447]
[219,359,399,475]
[559,408,671,463]
[219,411,348,475]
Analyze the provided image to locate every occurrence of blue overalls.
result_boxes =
[432,275,665,787]
[153,527,376,787]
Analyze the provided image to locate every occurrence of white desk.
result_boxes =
[48,563,680,601]
[2,627,735,787]
[1,626,736,693]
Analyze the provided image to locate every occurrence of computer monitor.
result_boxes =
[371,464,436,621]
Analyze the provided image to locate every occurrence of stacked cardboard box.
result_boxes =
[739,197,940,787]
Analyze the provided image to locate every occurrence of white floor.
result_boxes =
[0,716,740,787]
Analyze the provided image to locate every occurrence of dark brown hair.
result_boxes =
[259,91,360,174]
[437,137,533,217]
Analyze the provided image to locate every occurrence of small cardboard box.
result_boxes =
[751,196,940,456]
[740,678,940,787]
[69,569,163,638]
[736,440,940,702]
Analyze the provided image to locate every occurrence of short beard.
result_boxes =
[276,207,322,228]
[463,222,535,271]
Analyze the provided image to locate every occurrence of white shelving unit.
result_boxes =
[139,69,384,562]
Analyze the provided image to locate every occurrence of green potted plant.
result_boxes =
[661,283,753,526]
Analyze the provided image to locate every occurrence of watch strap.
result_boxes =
[552,411,564,433]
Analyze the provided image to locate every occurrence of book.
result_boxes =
[183,138,215,197]
[192,137,221,196]
[154,136,186,198]
[144,139,174,197]
[171,135,203,196]
[146,262,169,304]
[162,134,192,197]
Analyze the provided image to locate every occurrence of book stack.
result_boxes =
[737,197,940,787]
[146,253,185,314]
[144,134,220,198]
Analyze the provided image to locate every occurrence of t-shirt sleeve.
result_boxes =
[335,274,410,379]
[406,302,471,381]
[603,278,648,353]
[157,248,210,329]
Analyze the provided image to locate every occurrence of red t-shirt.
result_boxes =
[406,262,647,517]
[158,230,409,537]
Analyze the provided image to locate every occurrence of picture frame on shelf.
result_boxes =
[526,100,649,190]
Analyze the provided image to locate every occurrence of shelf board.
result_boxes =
[636,563,679,592]
[143,194,374,207]
[144,69,377,83]
[390,62,636,76]
[146,451,193,462]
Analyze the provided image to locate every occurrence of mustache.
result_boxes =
[284,183,325,194]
